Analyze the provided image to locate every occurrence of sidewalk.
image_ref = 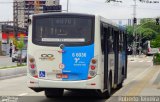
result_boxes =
[140,65,160,96]
[0,66,27,80]
[125,65,160,96]
[0,55,17,68]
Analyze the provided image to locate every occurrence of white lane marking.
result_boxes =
[147,61,152,62]
[18,93,28,96]
[139,60,144,62]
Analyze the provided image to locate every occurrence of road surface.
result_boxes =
[0,56,160,102]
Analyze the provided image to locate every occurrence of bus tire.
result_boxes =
[45,88,64,98]
[106,74,112,97]
[97,74,112,99]
[117,82,123,89]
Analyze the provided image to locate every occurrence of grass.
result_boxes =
[0,64,27,69]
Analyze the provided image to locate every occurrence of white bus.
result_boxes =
[27,13,127,98]
[142,40,160,55]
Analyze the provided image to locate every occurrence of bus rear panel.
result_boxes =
[27,13,127,98]
[27,13,102,90]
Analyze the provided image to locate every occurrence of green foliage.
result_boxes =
[126,26,134,45]
[11,36,25,50]
[140,18,160,33]
[126,18,160,46]
[16,39,25,50]
[153,53,160,64]
[141,28,157,40]
[150,35,160,48]
[10,36,25,66]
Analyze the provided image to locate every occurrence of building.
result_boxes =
[13,0,60,28]
[0,24,27,55]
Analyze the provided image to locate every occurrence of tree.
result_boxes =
[151,35,160,48]
[126,18,160,46]
[10,35,25,66]
[126,26,134,46]
[140,18,160,34]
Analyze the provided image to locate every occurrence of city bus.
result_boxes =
[142,40,160,55]
[27,13,127,98]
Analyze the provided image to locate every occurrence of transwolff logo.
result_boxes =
[39,54,55,61]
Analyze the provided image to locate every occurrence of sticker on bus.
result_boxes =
[39,71,46,77]
[41,38,85,42]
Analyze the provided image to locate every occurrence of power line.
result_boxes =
[0,1,160,10]
[0,2,13,4]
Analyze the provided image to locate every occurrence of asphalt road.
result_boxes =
[0,56,159,102]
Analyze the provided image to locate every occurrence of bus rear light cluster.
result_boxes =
[28,56,38,78]
[88,57,98,79]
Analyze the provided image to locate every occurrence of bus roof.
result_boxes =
[30,12,126,31]
[99,16,126,31]
[31,12,95,18]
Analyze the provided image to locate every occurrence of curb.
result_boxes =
[0,66,27,80]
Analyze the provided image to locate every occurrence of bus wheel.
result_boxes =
[106,75,112,97]
[97,76,112,99]
[45,88,64,98]
[117,82,123,89]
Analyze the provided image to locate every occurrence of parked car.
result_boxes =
[12,49,27,62]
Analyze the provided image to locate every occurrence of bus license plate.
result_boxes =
[56,74,68,79]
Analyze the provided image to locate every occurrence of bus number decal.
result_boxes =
[71,53,87,66]
[72,53,86,58]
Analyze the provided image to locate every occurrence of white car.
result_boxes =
[12,50,27,62]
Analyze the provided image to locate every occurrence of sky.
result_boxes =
[0,0,160,23]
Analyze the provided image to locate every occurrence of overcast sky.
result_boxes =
[0,0,160,22]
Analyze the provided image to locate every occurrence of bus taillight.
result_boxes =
[30,64,35,69]
[29,58,35,63]
[91,65,96,70]
[28,56,38,78]
[91,59,97,64]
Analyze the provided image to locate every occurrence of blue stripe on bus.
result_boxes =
[62,44,94,81]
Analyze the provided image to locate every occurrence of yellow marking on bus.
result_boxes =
[126,66,160,96]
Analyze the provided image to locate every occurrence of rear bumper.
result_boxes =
[27,74,102,90]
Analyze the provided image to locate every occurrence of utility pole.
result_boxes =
[67,0,69,12]
[132,0,137,58]
[13,1,19,39]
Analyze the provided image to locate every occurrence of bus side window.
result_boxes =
[101,24,104,54]
[108,27,113,53]
[119,31,123,52]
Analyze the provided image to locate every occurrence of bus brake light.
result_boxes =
[30,64,35,69]
[91,65,95,70]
